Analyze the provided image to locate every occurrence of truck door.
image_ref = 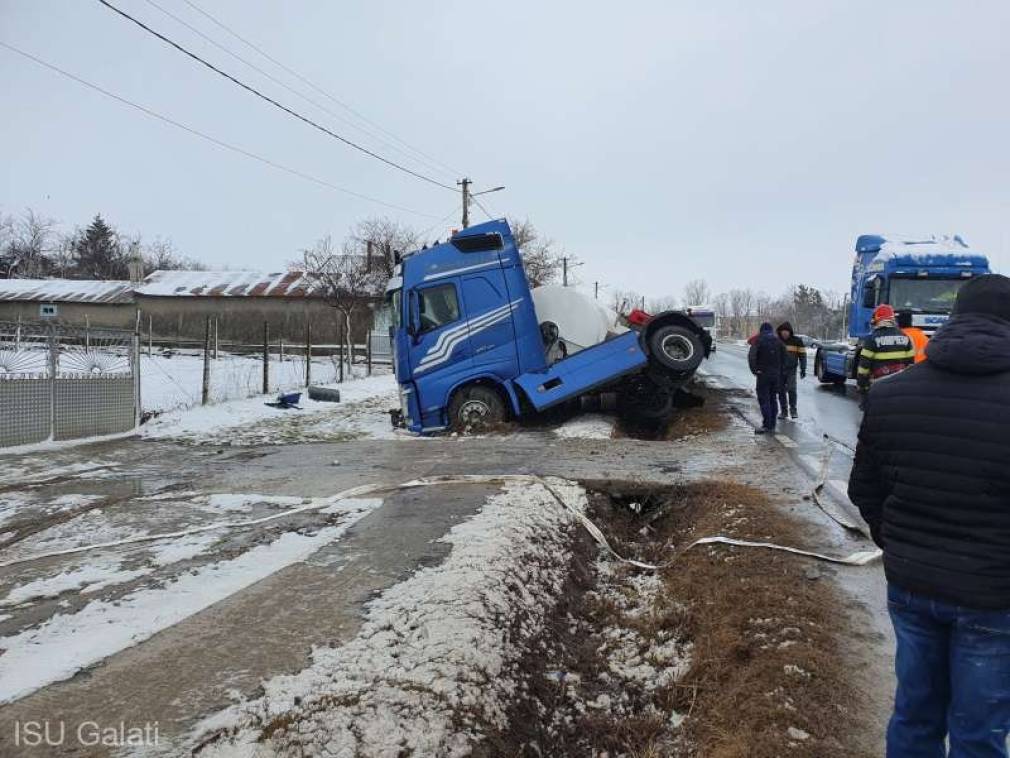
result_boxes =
[407,280,473,426]
[461,270,519,380]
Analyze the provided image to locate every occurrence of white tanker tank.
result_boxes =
[530,285,627,356]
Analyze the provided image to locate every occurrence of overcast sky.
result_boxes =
[2,0,1008,301]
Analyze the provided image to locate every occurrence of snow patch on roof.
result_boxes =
[136,270,323,298]
[872,234,984,262]
[0,279,134,304]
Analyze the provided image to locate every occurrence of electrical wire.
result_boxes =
[139,0,455,183]
[418,205,464,242]
[96,0,459,193]
[0,40,439,218]
[470,195,498,222]
[179,0,463,179]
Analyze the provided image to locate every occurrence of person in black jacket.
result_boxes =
[747,321,785,434]
[776,321,807,419]
[848,274,1010,757]
[856,304,916,394]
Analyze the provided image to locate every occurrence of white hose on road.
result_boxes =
[0,474,881,571]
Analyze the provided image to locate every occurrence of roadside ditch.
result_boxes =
[487,478,872,757]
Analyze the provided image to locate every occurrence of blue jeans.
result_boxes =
[887,583,1010,757]
[756,375,780,430]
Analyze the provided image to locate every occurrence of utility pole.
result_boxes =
[563,258,568,287]
[457,177,471,229]
[594,281,599,299]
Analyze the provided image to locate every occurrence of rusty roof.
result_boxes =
[0,278,135,304]
[137,270,324,298]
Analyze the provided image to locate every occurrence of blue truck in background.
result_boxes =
[385,219,712,433]
[814,234,991,385]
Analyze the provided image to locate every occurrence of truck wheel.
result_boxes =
[617,375,674,420]
[815,354,846,386]
[448,385,505,433]
[647,325,704,373]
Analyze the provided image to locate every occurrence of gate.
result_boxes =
[0,321,139,449]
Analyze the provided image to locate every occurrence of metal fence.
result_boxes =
[0,321,139,449]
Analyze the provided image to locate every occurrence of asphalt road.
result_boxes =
[700,342,867,527]
[705,342,863,449]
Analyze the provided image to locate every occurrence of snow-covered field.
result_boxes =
[142,372,400,444]
[141,350,369,413]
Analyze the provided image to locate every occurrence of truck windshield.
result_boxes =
[692,313,716,328]
[888,278,966,312]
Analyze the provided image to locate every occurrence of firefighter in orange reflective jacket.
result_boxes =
[896,311,930,364]
[857,305,916,401]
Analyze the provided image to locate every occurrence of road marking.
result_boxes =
[776,435,798,448]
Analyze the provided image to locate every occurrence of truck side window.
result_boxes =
[418,284,460,334]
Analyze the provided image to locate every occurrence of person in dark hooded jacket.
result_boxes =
[848,274,1010,757]
[747,322,785,433]
[776,322,806,419]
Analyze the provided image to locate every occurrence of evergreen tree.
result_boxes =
[71,215,128,279]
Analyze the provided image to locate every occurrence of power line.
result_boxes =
[418,205,464,241]
[180,0,463,179]
[139,0,456,183]
[96,0,459,193]
[470,195,497,222]
[0,40,439,218]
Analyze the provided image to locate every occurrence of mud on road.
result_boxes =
[0,381,889,757]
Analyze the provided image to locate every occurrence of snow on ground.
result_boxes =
[0,496,382,704]
[0,460,120,489]
[141,350,362,413]
[553,413,615,439]
[0,563,148,606]
[142,372,398,444]
[192,479,586,758]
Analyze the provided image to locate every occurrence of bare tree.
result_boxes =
[726,288,756,338]
[345,217,421,281]
[509,217,566,288]
[139,237,204,275]
[300,235,384,364]
[1,209,57,278]
[611,289,644,317]
[647,295,679,313]
[682,278,711,307]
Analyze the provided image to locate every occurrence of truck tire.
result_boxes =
[647,325,704,373]
[448,385,506,432]
[307,385,341,403]
[617,375,674,420]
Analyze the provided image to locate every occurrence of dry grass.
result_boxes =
[601,481,871,758]
[488,478,872,757]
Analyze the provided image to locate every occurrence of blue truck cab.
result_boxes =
[386,219,712,433]
[815,234,991,385]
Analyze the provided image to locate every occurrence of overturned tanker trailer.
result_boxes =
[385,219,712,433]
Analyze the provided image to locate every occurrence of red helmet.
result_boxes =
[872,304,896,324]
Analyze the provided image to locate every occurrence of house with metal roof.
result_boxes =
[0,278,137,328]
[0,267,379,345]
[133,269,348,344]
